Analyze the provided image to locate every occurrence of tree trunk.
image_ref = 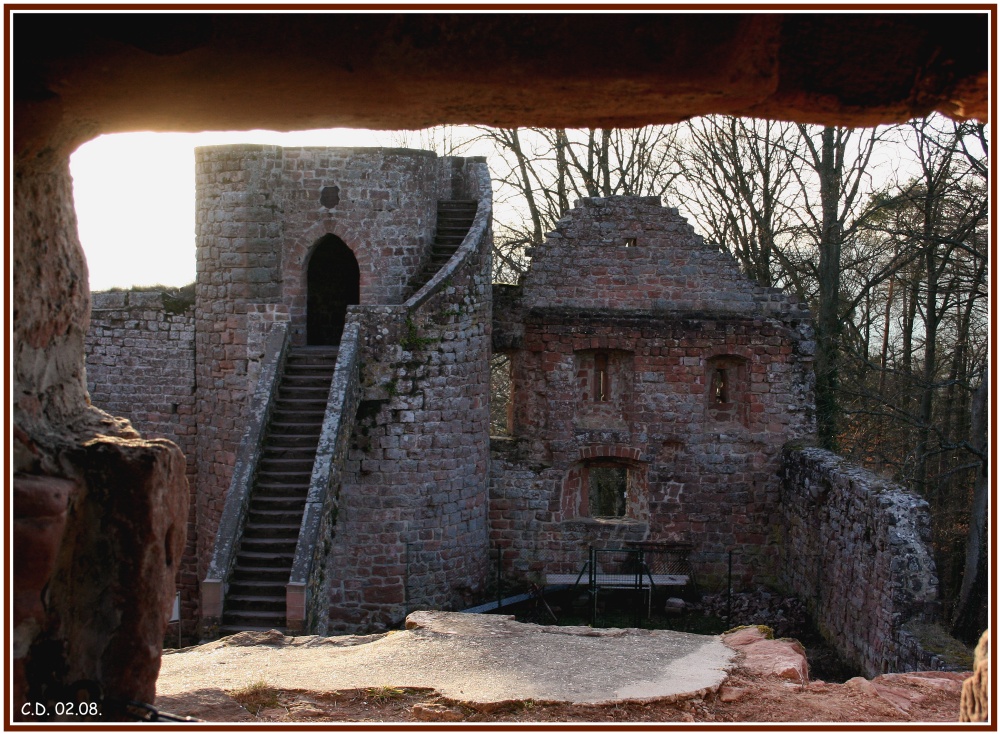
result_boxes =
[815,127,844,450]
[951,378,989,644]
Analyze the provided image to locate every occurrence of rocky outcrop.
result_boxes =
[722,626,810,684]
[959,631,989,722]
[13,161,190,720]
[18,438,188,721]
[14,15,987,169]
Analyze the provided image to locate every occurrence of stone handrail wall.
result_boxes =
[286,316,363,633]
[781,446,941,676]
[200,321,290,625]
[406,159,492,311]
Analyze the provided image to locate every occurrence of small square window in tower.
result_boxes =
[588,465,628,518]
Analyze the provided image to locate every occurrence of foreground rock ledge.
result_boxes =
[155,612,970,723]
[158,611,734,706]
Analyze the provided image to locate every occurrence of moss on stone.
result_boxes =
[903,621,974,669]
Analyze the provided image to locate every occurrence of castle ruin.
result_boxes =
[86,145,945,676]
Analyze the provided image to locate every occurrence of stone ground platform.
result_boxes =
[156,611,735,710]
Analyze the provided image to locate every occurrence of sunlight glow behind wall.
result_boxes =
[70,128,391,292]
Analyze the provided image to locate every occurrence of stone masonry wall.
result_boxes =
[193,145,449,587]
[323,161,493,633]
[781,447,945,676]
[194,145,284,580]
[85,290,198,637]
[277,147,440,343]
[491,197,815,589]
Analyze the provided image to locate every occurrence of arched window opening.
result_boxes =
[306,235,360,345]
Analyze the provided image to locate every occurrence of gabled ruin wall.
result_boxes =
[490,311,815,588]
[781,447,947,676]
[490,197,816,589]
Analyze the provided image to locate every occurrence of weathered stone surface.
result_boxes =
[158,610,736,706]
[13,163,101,457]
[14,15,988,169]
[411,703,464,721]
[959,630,989,722]
[722,627,809,684]
[13,158,193,721]
[12,475,76,714]
[781,447,945,676]
[21,437,188,721]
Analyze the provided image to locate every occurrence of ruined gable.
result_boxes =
[492,196,816,586]
[520,196,797,317]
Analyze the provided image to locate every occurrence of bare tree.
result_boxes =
[677,116,803,292]
[476,126,683,283]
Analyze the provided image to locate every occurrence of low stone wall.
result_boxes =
[86,289,198,640]
[87,290,197,450]
[781,446,943,676]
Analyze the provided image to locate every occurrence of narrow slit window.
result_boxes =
[624,237,637,247]
[490,353,513,435]
[713,367,729,404]
[594,352,609,402]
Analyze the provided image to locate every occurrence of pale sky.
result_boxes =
[70,128,396,292]
[69,123,938,293]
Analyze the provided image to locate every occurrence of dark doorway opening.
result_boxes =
[307,235,360,345]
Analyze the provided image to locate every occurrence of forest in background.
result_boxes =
[392,116,989,646]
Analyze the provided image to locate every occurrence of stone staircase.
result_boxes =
[220,345,339,633]
[409,199,478,294]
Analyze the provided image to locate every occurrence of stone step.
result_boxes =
[226,593,286,610]
[244,521,301,534]
[267,416,324,428]
[254,481,311,495]
[250,495,306,517]
[283,365,337,377]
[260,444,319,456]
[265,435,323,451]
[229,577,288,600]
[270,404,326,416]
[280,374,335,389]
[238,537,298,554]
[221,610,286,627]
[274,398,328,411]
[266,423,323,434]
[231,564,292,582]
[235,550,296,567]
[277,386,330,400]
[258,456,315,471]
[248,508,304,525]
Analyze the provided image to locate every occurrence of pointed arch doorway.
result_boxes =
[306,234,360,345]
